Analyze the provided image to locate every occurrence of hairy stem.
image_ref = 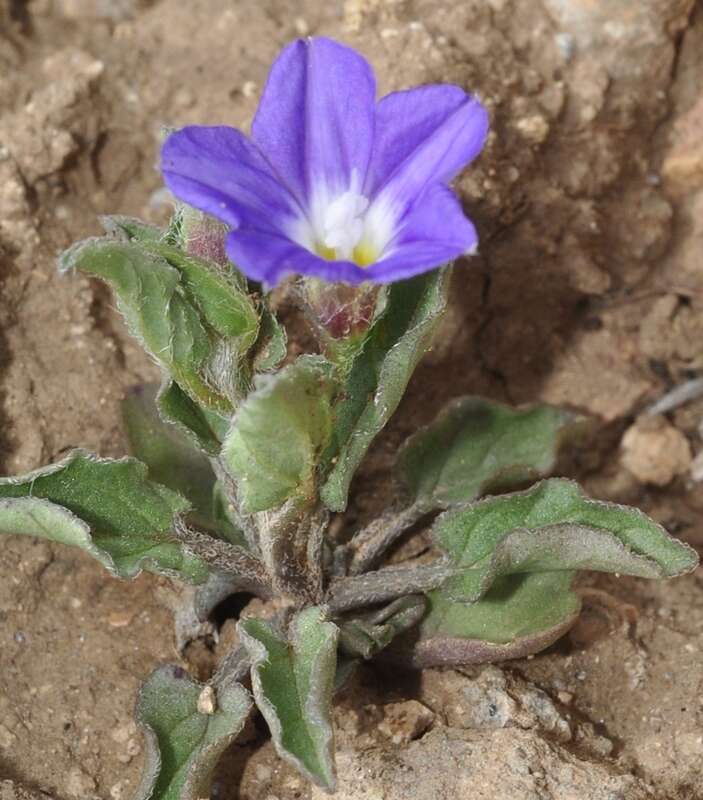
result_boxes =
[212,644,251,691]
[327,559,451,614]
[255,500,328,604]
[174,521,271,595]
[347,503,427,575]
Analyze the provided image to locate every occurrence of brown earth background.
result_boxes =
[1,1,703,798]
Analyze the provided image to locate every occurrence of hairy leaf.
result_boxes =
[223,356,338,513]
[338,596,427,660]
[145,241,258,341]
[60,238,231,411]
[157,380,228,456]
[239,607,339,789]
[100,214,163,243]
[253,305,287,373]
[397,396,580,509]
[211,482,249,548]
[434,479,698,603]
[421,572,578,643]
[123,384,216,525]
[123,383,245,546]
[0,450,206,582]
[135,665,252,800]
[321,268,450,512]
[102,213,259,345]
[395,573,580,668]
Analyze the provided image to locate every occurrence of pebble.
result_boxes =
[107,610,134,628]
[197,685,217,715]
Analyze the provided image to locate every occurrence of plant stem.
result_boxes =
[347,503,427,575]
[255,500,328,604]
[173,521,271,595]
[327,559,451,614]
[211,644,251,691]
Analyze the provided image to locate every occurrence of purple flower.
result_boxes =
[161,37,488,287]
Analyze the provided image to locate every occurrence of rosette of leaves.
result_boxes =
[0,211,696,798]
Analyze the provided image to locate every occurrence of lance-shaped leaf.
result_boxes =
[135,665,252,800]
[320,268,450,512]
[0,450,207,582]
[239,607,339,790]
[141,238,259,346]
[102,213,260,347]
[393,572,581,668]
[434,479,698,603]
[157,380,228,456]
[100,214,163,244]
[222,356,338,513]
[123,384,216,526]
[59,238,231,411]
[123,383,245,547]
[397,396,581,510]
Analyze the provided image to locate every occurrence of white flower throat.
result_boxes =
[321,190,369,259]
[289,174,397,267]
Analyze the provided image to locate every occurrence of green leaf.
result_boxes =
[0,450,207,582]
[135,665,252,800]
[434,478,698,603]
[338,595,427,660]
[102,213,259,348]
[100,214,163,243]
[397,396,580,510]
[157,380,228,456]
[122,383,246,547]
[122,384,216,526]
[321,268,450,512]
[59,238,231,412]
[239,607,339,790]
[422,572,579,643]
[141,239,259,345]
[211,482,249,549]
[397,573,581,668]
[223,356,338,513]
[252,304,287,373]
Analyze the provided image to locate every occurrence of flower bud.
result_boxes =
[297,277,384,345]
[179,205,230,267]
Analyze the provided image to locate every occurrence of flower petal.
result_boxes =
[251,37,376,205]
[161,126,297,233]
[225,230,370,287]
[368,87,488,218]
[365,184,478,283]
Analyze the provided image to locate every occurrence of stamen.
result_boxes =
[289,181,396,267]
[321,190,369,260]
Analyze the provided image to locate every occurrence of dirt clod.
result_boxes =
[378,700,435,744]
[621,415,692,486]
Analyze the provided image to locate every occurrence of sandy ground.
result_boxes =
[1,1,703,798]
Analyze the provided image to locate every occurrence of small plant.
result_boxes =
[0,37,696,798]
